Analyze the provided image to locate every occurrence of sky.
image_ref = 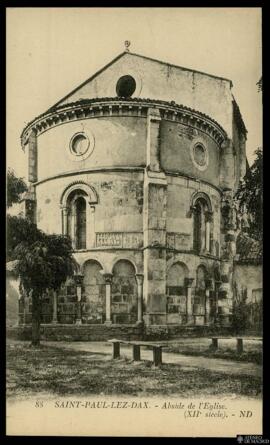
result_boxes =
[7,7,262,181]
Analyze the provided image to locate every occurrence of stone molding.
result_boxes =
[33,167,222,194]
[21,98,227,148]
[190,190,213,213]
[60,180,99,206]
[96,232,143,249]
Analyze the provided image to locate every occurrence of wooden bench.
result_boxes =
[210,336,263,354]
[108,339,163,366]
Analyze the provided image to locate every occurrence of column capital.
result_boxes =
[104,273,112,324]
[74,273,84,286]
[135,273,144,286]
[185,277,195,288]
[147,107,161,122]
[103,273,113,284]
[60,205,69,213]
[205,278,213,290]
[205,210,213,223]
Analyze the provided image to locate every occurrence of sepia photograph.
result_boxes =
[6,6,263,438]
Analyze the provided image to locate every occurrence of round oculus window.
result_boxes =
[69,132,95,161]
[194,144,206,166]
[70,134,89,156]
[191,142,209,171]
[116,75,136,97]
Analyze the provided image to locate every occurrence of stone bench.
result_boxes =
[108,339,163,366]
[210,336,263,354]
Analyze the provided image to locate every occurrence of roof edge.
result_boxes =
[47,50,233,114]
[48,51,127,112]
[21,96,228,145]
[128,51,233,86]
[232,96,248,135]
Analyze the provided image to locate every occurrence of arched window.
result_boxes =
[75,197,86,250]
[66,190,88,250]
[196,265,206,290]
[192,194,213,254]
[60,182,98,251]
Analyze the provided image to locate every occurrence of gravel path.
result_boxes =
[46,341,262,378]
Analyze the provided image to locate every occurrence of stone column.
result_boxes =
[135,274,144,325]
[74,273,84,325]
[71,205,76,249]
[104,273,113,325]
[143,172,167,325]
[52,290,58,324]
[24,295,29,324]
[23,297,28,324]
[205,221,210,252]
[205,279,213,324]
[86,204,95,249]
[18,296,25,325]
[185,278,194,324]
[20,187,36,224]
[146,108,162,172]
[239,132,247,181]
[205,211,213,253]
[62,207,69,236]
[220,190,238,327]
[219,139,236,190]
[215,280,222,324]
[143,107,168,326]
[28,129,38,183]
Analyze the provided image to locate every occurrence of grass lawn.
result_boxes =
[163,338,262,365]
[6,341,261,399]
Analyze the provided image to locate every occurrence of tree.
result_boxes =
[14,234,76,346]
[7,168,27,208]
[6,214,42,261]
[6,171,77,346]
[235,147,263,241]
[231,284,251,334]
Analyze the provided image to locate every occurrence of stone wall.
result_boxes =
[57,52,233,138]
[166,176,221,252]
[37,117,147,182]
[7,324,233,342]
[160,121,221,187]
[35,171,144,236]
[7,324,144,342]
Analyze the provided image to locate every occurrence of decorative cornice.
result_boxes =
[21,97,227,148]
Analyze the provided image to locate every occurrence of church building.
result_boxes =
[18,45,248,338]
